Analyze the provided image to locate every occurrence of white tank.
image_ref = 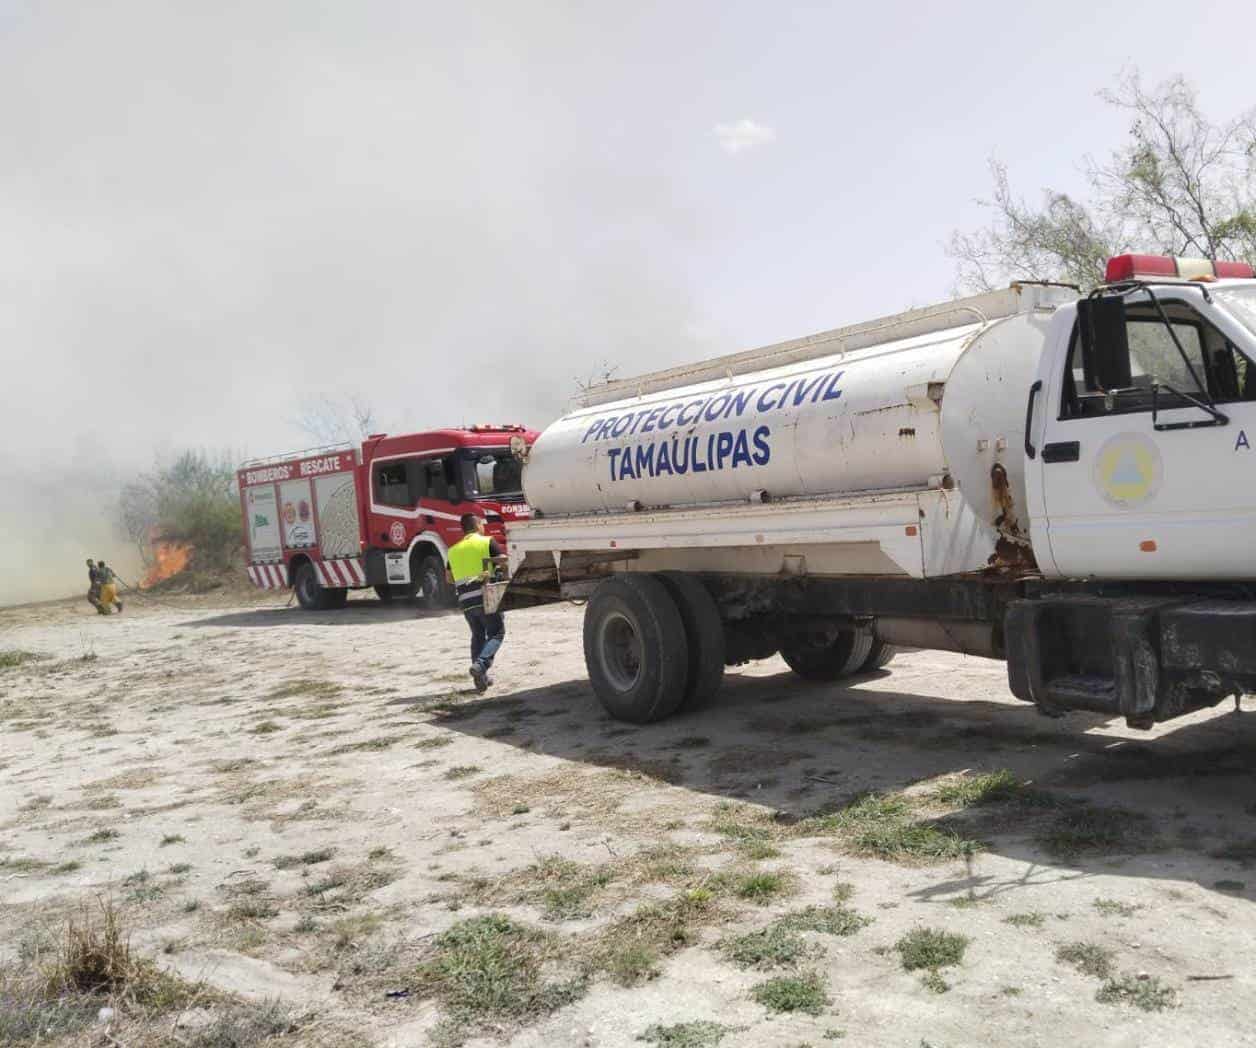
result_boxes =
[524,286,1073,540]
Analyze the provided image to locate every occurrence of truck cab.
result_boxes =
[361,425,539,606]
[1026,256,1256,580]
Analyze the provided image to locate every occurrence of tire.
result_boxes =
[861,640,896,672]
[583,574,690,723]
[324,587,348,609]
[294,563,332,611]
[781,625,875,681]
[417,554,449,610]
[658,572,725,711]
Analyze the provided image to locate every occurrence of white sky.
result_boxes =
[3,0,1255,602]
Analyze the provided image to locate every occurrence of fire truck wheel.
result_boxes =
[324,587,348,609]
[583,574,689,724]
[781,625,874,682]
[861,640,896,672]
[417,555,449,610]
[294,563,329,611]
[657,572,725,711]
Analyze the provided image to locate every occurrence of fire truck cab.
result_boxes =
[237,424,538,611]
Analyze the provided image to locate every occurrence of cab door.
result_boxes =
[1034,290,1256,579]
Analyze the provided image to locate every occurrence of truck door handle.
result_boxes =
[1042,441,1081,463]
[1024,380,1043,459]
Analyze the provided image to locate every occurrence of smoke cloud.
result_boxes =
[0,3,716,605]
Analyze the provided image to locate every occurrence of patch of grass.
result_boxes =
[820,793,979,864]
[638,1021,735,1047]
[328,735,400,755]
[445,764,482,781]
[227,897,279,922]
[778,904,872,937]
[734,871,792,904]
[418,914,585,1043]
[294,914,317,933]
[269,678,343,701]
[750,972,830,1015]
[1038,804,1153,859]
[1056,942,1115,980]
[934,769,1027,807]
[52,861,82,875]
[719,924,815,970]
[738,839,781,860]
[170,863,193,875]
[84,793,122,810]
[1093,898,1141,917]
[210,758,256,774]
[1096,973,1178,1011]
[0,856,50,874]
[920,968,950,993]
[82,828,120,845]
[330,913,383,950]
[18,794,53,811]
[182,899,201,913]
[161,834,187,846]
[40,898,199,1010]
[368,846,394,861]
[273,847,336,870]
[591,894,713,987]
[895,928,969,971]
[184,999,300,1046]
[416,735,454,749]
[1003,911,1047,928]
[0,650,45,669]
[251,720,283,735]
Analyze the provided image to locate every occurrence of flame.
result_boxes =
[143,539,191,587]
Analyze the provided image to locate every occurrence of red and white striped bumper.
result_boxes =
[247,563,289,589]
[315,558,366,588]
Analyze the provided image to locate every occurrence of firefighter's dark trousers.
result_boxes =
[464,606,505,672]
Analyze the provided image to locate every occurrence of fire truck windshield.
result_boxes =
[460,449,524,501]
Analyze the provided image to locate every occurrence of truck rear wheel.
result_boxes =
[417,554,449,610]
[295,563,338,611]
[584,575,689,723]
[781,626,874,681]
[861,640,896,672]
[658,572,725,710]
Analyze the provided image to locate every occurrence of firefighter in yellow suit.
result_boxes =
[95,560,123,615]
[446,513,504,692]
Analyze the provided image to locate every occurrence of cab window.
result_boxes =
[1061,299,1256,419]
[373,458,422,508]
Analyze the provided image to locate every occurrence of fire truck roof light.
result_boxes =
[1105,254,1255,283]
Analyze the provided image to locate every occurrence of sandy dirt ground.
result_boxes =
[4,589,1256,1047]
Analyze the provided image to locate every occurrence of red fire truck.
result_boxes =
[236,425,539,610]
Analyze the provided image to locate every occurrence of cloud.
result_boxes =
[713,118,776,155]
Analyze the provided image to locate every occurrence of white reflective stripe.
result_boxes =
[315,561,328,587]
[247,566,258,586]
[268,565,282,588]
[369,503,464,522]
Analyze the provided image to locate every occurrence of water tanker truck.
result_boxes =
[496,254,1256,728]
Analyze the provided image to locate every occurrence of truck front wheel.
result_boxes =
[417,555,450,610]
[781,626,874,681]
[584,575,689,723]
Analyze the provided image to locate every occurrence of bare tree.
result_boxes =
[949,73,1256,292]
[293,393,380,445]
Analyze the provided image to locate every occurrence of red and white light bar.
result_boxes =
[1105,253,1254,283]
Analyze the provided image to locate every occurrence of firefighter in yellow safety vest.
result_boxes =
[447,513,506,692]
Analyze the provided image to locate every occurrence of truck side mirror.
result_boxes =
[1077,297,1132,391]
